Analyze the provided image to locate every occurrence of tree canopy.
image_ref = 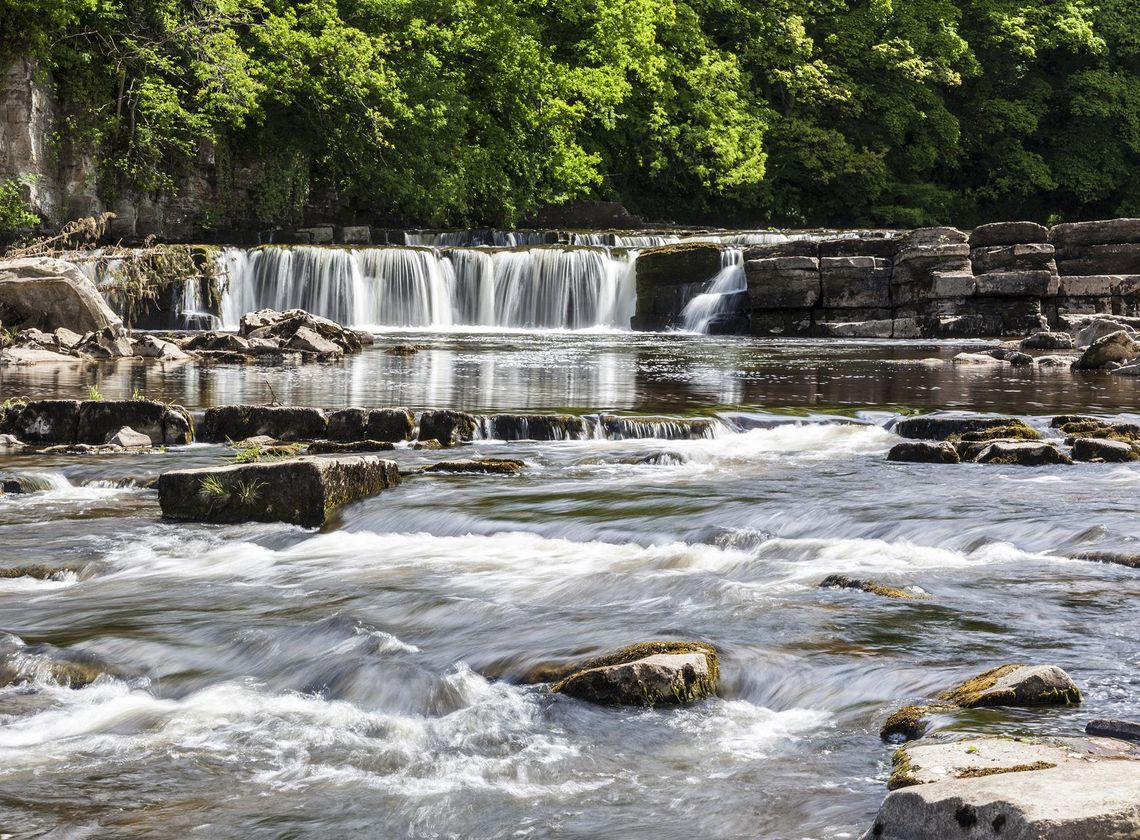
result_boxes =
[1,0,1136,228]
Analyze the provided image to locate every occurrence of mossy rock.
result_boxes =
[549,640,719,707]
[881,705,935,742]
[0,564,78,580]
[955,421,1040,442]
[938,664,1082,708]
[422,458,525,476]
[820,574,929,601]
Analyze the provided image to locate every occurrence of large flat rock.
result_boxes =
[158,456,399,526]
[867,748,1140,839]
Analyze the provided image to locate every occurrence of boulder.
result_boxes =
[0,258,122,334]
[939,664,1081,708]
[1073,330,1139,369]
[865,744,1140,839]
[969,221,1049,247]
[974,441,1073,466]
[1,399,80,443]
[366,408,415,442]
[105,426,153,449]
[1074,318,1136,347]
[158,455,399,527]
[206,334,251,353]
[0,346,80,365]
[308,440,396,454]
[1020,331,1073,350]
[326,408,368,441]
[77,399,193,445]
[1071,437,1138,462]
[953,352,1007,365]
[77,326,135,358]
[133,334,190,360]
[286,326,343,356]
[482,414,591,441]
[239,309,362,354]
[418,410,478,446]
[887,441,960,464]
[890,415,1021,441]
[550,641,719,707]
[200,405,328,443]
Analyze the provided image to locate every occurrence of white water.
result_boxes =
[218,246,637,331]
[680,249,746,333]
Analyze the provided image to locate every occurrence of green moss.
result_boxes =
[880,704,931,741]
[938,664,1022,707]
[957,421,1041,442]
[0,565,77,580]
[887,748,920,790]
[956,761,1056,779]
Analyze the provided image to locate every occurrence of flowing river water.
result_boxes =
[1,332,1139,838]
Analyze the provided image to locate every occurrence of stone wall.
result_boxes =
[635,220,1140,338]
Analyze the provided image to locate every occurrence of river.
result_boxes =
[1,332,1138,838]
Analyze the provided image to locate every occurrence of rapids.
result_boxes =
[2,334,1139,838]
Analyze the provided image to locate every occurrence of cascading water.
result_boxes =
[680,249,746,333]
[218,245,636,331]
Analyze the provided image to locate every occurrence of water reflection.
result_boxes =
[1,333,1137,413]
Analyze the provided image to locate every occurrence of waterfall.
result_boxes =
[218,245,636,330]
[680,249,746,333]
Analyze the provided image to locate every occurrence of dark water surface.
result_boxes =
[1,332,1139,839]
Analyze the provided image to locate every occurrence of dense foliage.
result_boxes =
[1,0,1137,228]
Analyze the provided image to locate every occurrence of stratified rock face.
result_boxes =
[887,441,960,464]
[969,221,1049,248]
[1,399,191,445]
[0,258,122,334]
[890,415,1019,441]
[158,455,399,527]
[200,405,328,443]
[552,641,719,706]
[864,754,1140,840]
[939,664,1082,708]
[418,410,478,446]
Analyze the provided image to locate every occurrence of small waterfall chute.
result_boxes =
[680,249,746,333]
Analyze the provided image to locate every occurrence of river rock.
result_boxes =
[418,410,478,446]
[887,441,960,464]
[1074,317,1136,347]
[239,309,362,354]
[819,574,926,600]
[1073,330,1140,369]
[0,636,127,688]
[1071,437,1138,462]
[1020,331,1073,350]
[105,426,153,449]
[890,415,1020,441]
[867,741,1140,839]
[200,405,328,442]
[133,334,190,360]
[158,455,399,526]
[939,664,1081,708]
[366,408,415,442]
[308,440,396,454]
[1070,551,1140,569]
[77,399,193,445]
[974,441,1073,466]
[286,326,343,356]
[0,258,123,334]
[551,641,719,707]
[1,399,80,443]
[422,458,525,476]
[77,326,135,358]
[1087,719,1140,742]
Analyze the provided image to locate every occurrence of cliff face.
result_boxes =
[1,59,62,223]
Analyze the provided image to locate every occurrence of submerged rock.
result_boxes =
[819,574,927,600]
[938,664,1082,708]
[0,635,126,688]
[1020,331,1074,350]
[418,410,478,446]
[1086,719,1140,742]
[880,705,941,742]
[550,641,719,707]
[887,441,960,464]
[422,459,525,476]
[158,455,399,527]
[1069,551,1140,569]
[867,739,1140,839]
[973,441,1072,466]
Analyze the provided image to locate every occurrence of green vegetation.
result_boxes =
[0,177,39,231]
[2,0,1138,227]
